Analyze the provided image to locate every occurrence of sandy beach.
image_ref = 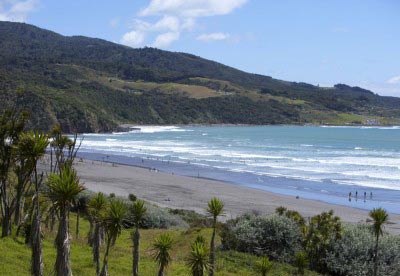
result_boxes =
[71,159,400,234]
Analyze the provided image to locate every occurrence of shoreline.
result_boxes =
[75,151,400,214]
[97,123,400,135]
[70,158,400,234]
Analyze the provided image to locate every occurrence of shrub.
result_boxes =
[220,214,302,262]
[325,224,400,276]
[128,193,137,202]
[169,209,212,228]
[294,251,309,275]
[139,204,189,229]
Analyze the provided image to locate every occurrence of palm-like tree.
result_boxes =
[206,197,224,276]
[0,110,27,237]
[187,239,210,276]
[256,257,273,276]
[16,132,49,276]
[100,199,127,276]
[47,164,85,276]
[131,200,147,276]
[151,233,173,276]
[369,208,389,276]
[88,192,108,275]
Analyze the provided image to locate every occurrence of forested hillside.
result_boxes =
[1,21,400,132]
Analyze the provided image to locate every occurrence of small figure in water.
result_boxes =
[370,192,373,200]
[355,191,358,200]
[348,192,352,202]
[364,192,367,202]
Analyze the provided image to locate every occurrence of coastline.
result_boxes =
[106,123,400,135]
[70,158,400,234]
[74,151,400,215]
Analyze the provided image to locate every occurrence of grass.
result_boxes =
[0,213,319,275]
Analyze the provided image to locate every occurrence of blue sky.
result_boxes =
[1,0,400,96]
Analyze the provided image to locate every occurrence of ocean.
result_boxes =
[77,125,400,213]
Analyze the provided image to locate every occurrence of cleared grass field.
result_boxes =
[0,213,319,275]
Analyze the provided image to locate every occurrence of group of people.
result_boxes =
[348,190,373,202]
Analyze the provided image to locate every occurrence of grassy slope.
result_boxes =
[0,213,319,275]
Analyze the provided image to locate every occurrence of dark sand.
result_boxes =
[73,160,400,234]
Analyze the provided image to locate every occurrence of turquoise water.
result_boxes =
[79,126,400,213]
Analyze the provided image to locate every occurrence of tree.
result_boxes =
[151,233,173,276]
[275,206,287,216]
[130,200,147,276]
[294,251,309,275]
[256,257,273,276]
[206,197,224,276]
[74,195,88,239]
[88,192,108,275]
[304,210,341,273]
[49,125,81,174]
[187,238,210,276]
[369,208,389,276]
[0,110,27,237]
[18,132,49,276]
[47,164,85,276]
[100,199,127,276]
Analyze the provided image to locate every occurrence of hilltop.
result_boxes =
[1,21,400,132]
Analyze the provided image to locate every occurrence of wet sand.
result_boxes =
[73,159,400,234]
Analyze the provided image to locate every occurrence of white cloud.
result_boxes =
[387,75,400,84]
[197,32,230,42]
[120,30,145,47]
[140,0,248,17]
[152,31,180,48]
[152,15,180,32]
[0,0,38,22]
[120,0,247,48]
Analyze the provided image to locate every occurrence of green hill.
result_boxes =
[1,21,400,132]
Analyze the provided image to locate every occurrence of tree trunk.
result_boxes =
[1,179,12,237]
[373,235,379,276]
[209,218,216,276]
[158,266,164,276]
[100,236,112,276]
[50,206,56,232]
[31,195,43,275]
[133,226,140,276]
[55,206,71,276]
[93,223,101,276]
[14,185,23,226]
[88,218,94,246]
[76,209,80,239]
[31,167,43,276]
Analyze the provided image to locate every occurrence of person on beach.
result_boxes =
[355,191,358,200]
[370,192,373,200]
[364,192,367,202]
[349,192,352,202]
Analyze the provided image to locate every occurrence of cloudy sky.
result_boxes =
[1,0,400,96]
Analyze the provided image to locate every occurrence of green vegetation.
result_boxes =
[207,197,224,276]
[0,214,321,275]
[151,233,173,276]
[220,210,400,275]
[369,208,389,276]
[0,110,399,276]
[1,21,400,132]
